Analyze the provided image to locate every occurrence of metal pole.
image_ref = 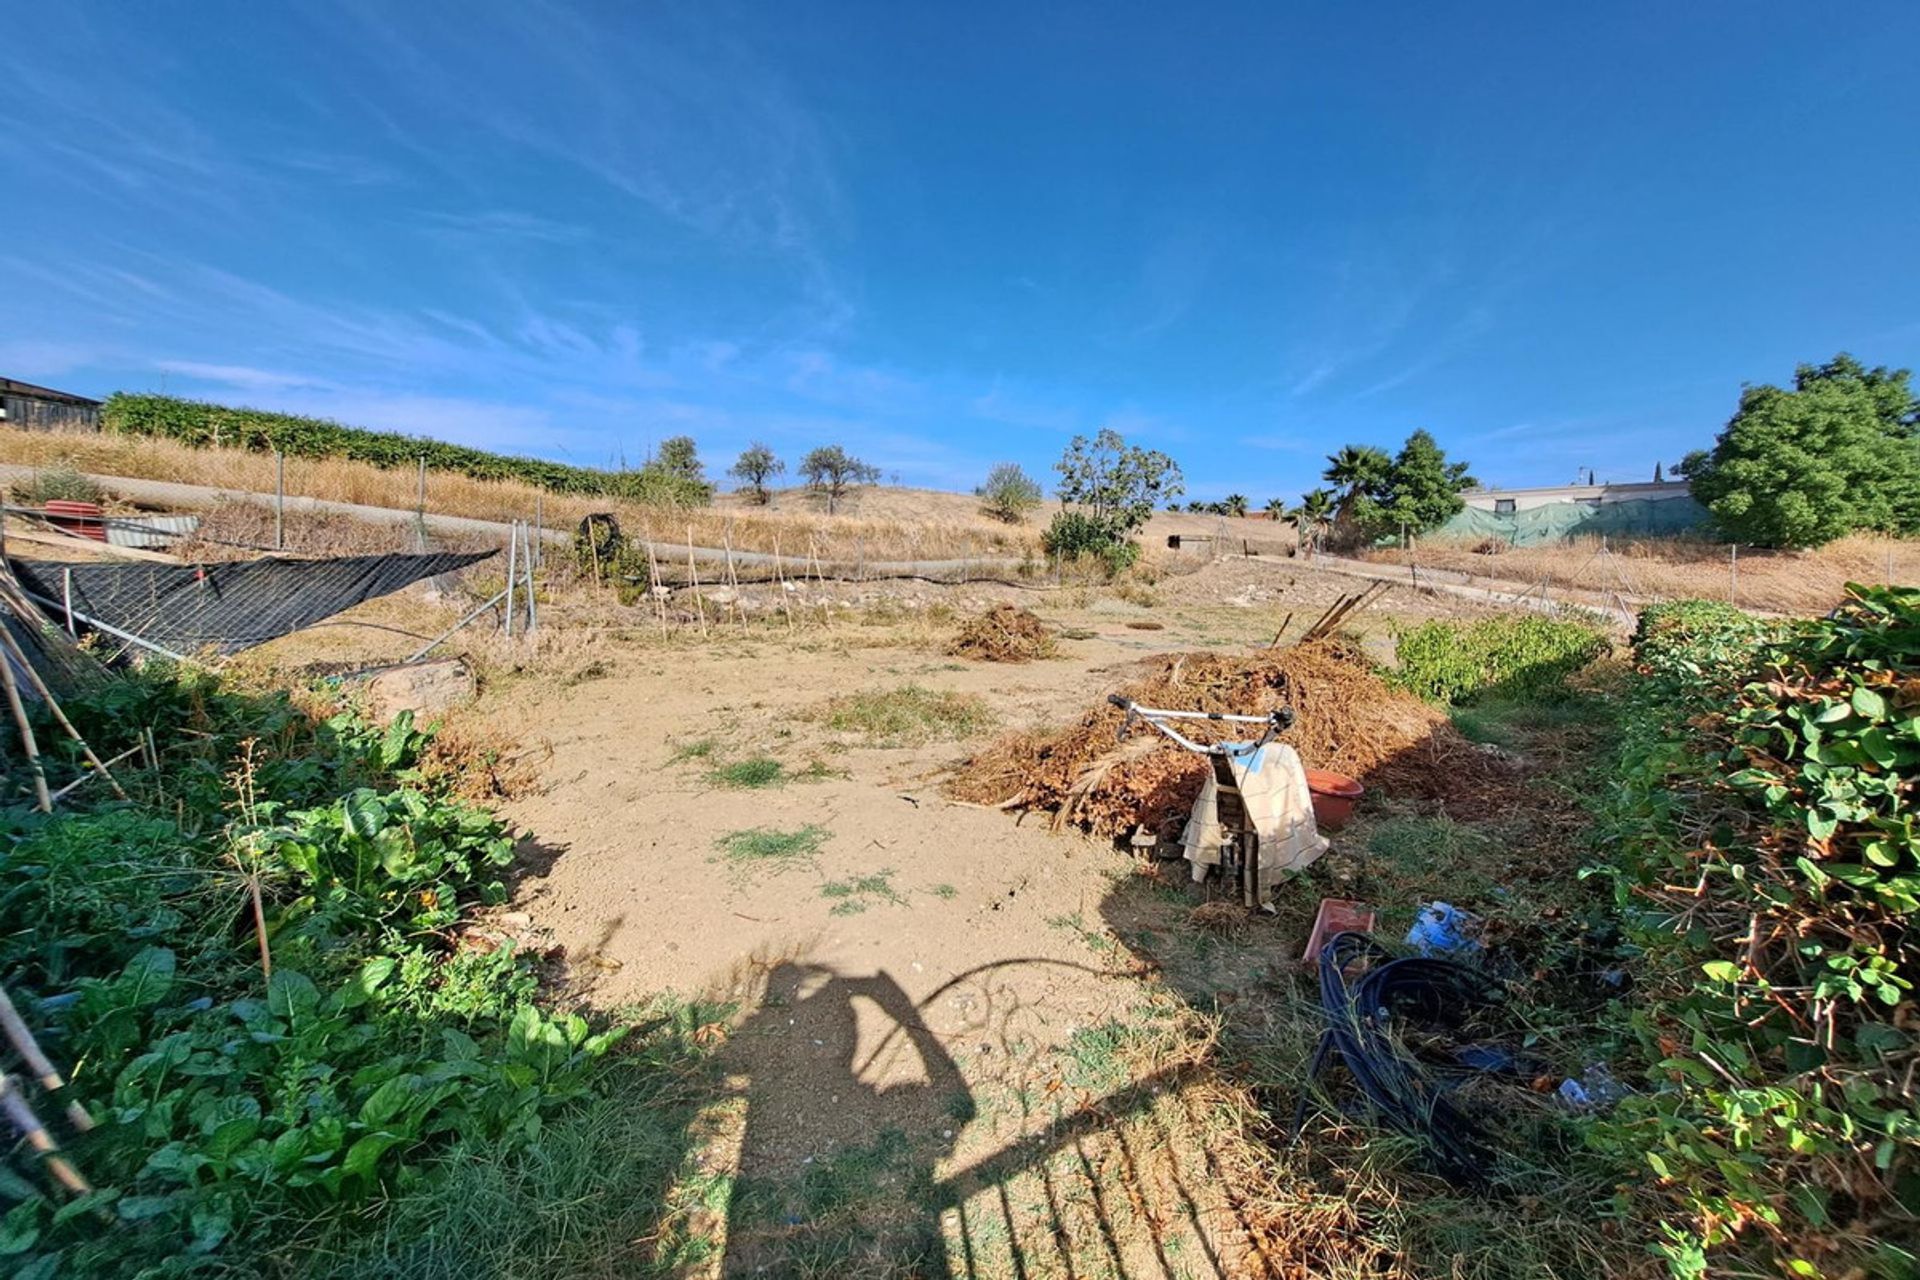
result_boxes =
[415,457,428,553]
[274,451,285,551]
[522,522,537,633]
[407,588,511,662]
[503,521,518,639]
[17,591,199,665]
[533,495,543,569]
[61,569,74,637]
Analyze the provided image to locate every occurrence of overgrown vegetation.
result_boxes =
[1323,431,1476,543]
[0,667,691,1277]
[1591,589,1920,1277]
[103,393,712,505]
[1391,614,1610,704]
[1044,427,1182,574]
[976,462,1042,524]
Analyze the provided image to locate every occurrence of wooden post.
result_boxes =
[722,524,740,628]
[1729,543,1738,606]
[415,456,428,553]
[0,652,51,812]
[274,451,286,550]
[533,494,543,569]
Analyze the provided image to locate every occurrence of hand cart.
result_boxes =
[1108,695,1295,908]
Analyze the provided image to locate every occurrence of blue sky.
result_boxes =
[3,2,1916,502]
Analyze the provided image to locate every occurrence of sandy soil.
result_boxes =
[441,556,1505,1275]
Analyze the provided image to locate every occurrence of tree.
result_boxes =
[1264,497,1289,520]
[1322,444,1393,530]
[1682,354,1920,548]
[655,435,703,483]
[1291,487,1335,549]
[1223,493,1248,518]
[1321,433,1473,541]
[799,445,881,514]
[1053,428,1183,534]
[1377,429,1476,538]
[728,443,784,505]
[978,462,1043,523]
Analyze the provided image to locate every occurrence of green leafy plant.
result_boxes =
[1391,615,1609,704]
[10,461,104,506]
[978,462,1043,524]
[1588,587,1920,1278]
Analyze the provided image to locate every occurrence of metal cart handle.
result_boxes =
[1107,695,1293,755]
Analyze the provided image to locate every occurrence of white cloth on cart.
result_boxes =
[1180,742,1329,901]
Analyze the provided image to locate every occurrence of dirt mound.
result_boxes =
[948,604,1058,662]
[948,639,1505,836]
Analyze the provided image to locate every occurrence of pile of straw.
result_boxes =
[947,605,1058,663]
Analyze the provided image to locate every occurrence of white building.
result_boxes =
[1462,479,1693,516]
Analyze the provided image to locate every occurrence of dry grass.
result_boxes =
[1365,532,1920,616]
[0,427,1040,563]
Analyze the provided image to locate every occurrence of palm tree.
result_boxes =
[1224,493,1248,518]
[1264,497,1288,520]
[1292,487,1336,551]
[1323,445,1391,503]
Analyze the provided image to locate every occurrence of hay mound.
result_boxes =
[948,605,1057,663]
[948,639,1505,836]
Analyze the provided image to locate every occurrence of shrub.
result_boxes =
[1041,510,1138,575]
[1589,586,1920,1277]
[11,461,103,506]
[1391,615,1609,704]
[978,462,1042,524]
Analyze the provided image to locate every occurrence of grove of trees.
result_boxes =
[1321,430,1475,542]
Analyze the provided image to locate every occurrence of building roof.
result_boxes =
[0,377,102,407]
[1465,480,1685,499]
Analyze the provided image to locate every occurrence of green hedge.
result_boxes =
[102,393,710,505]
[1590,591,1920,1278]
[1390,614,1610,704]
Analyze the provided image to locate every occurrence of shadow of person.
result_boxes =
[722,960,974,1278]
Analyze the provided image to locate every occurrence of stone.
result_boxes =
[359,658,475,723]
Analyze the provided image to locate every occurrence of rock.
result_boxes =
[358,658,475,724]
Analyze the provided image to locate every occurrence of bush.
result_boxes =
[1589,586,1920,1278]
[978,463,1042,524]
[1391,615,1609,704]
[102,393,711,505]
[10,461,103,506]
[1041,510,1138,575]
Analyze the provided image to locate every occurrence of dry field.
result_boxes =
[0,426,1039,563]
[1365,531,1919,615]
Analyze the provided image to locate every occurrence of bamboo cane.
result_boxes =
[0,983,92,1132]
[0,649,50,811]
[0,1074,90,1194]
[644,538,669,639]
[0,625,127,799]
[686,528,708,637]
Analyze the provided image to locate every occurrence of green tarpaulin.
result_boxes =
[1425,497,1710,546]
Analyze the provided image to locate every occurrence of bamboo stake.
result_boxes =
[773,534,795,634]
[0,650,51,812]
[644,538,669,639]
[0,625,127,799]
[722,524,741,628]
[686,527,709,636]
[48,743,141,803]
[0,1075,90,1194]
[0,982,92,1132]
[521,522,537,634]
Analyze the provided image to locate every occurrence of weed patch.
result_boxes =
[709,756,787,788]
[816,684,993,746]
[714,825,830,878]
[819,869,904,915]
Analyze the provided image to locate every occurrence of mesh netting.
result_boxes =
[1424,497,1709,546]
